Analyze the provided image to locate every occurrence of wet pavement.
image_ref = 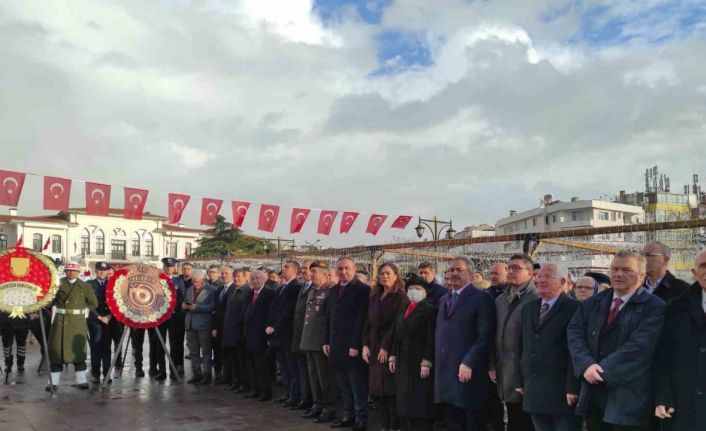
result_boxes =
[0,340,379,431]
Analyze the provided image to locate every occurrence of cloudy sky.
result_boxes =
[1,0,705,247]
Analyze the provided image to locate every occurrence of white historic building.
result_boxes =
[0,207,205,271]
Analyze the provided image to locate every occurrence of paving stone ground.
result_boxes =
[0,339,384,431]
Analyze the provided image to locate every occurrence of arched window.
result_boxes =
[131,231,140,256]
[95,229,105,255]
[144,232,154,256]
[0,234,8,249]
[81,228,91,255]
[33,233,43,251]
[52,234,62,253]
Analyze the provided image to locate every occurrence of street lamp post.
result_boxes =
[415,216,455,241]
[263,236,296,269]
[304,239,321,251]
[415,216,455,271]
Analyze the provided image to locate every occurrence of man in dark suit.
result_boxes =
[243,270,276,401]
[435,256,495,431]
[266,260,302,407]
[654,250,706,431]
[518,263,581,431]
[213,265,236,385]
[324,257,370,431]
[568,250,666,431]
[418,261,447,308]
[220,269,251,391]
[641,242,689,303]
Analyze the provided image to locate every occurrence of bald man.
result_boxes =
[654,250,706,431]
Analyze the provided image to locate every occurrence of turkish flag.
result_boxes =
[43,237,51,251]
[124,187,149,220]
[200,198,223,226]
[366,214,388,235]
[391,215,413,229]
[168,193,190,224]
[317,210,338,235]
[43,176,72,211]
[290,208,311,233]
[0,170,26,207]
[258,204,280,232]
[85,182,111,216]
[339,211,359,233]
[231,201,251,228]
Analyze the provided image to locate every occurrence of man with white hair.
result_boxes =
[46,261,98,391]
[518,263,581,431]
[184,269,217,384]
[243,270,276,401]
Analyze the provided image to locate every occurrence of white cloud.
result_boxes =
[171,144,214,170]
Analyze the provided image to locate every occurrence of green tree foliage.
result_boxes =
[190,215,266,257]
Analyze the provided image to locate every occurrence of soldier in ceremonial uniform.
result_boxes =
[47,261,98,391]
[87,261,116,383]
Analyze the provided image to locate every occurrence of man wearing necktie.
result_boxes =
[266,261,303,407]
[518,263,581,431]
[568,250,666,431]
[434,256,495,431]
[243,270,275,401]
[213,265,237,385]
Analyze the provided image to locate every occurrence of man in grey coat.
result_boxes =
[491,254,538,431]
[183,269,218,385]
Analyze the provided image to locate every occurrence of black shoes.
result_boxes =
[301,409,322,419]
[156,373,167,381]
[148,368,158,377]
[44,385,58,392]
[91,373,101,384]
[258,394,273,402]
[187,374,203,384]
[135,369,145,377]
[314,410,336,423]
[234,385,249,393]
[77,383,90,390]
[330,418,355,428]
[244,391,261,399]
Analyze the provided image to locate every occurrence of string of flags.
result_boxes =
[0,169,415,236]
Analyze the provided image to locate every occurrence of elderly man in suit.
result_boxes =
[654,250,706,431]
[518,263,581,431]
[184,269,218,385]
[220,268,251,391]
[568,250,666,431]
[641,241,689,303]
[243,270,276,401]
[435,256,495,431]
[324,257,370,431]
[266,260,303,407]
[492,254,538,431]
[213,265,237,385]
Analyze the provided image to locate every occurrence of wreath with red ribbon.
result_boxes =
[106,264,176,329]
[0,248,59,318]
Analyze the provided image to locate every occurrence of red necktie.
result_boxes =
[606,298,624,327]
[252,290,259,304]
[404,302,418,319]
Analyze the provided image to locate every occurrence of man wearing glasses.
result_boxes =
[640,242,689,303]
[491,254,538,431]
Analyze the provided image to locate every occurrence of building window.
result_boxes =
[0,234,7,249]
[111,239,126,260]
[81,230,90,255]
[144,233,153,256]
[185,243,192,257]
[95,230,105,255]
[33,234,43,252]
[545,216,549,224]
[532,218,536,227]
[168,242,177,258]
[610,212,616,221]
[131,232,140,256]
[571,212,577,221]
[599,211,609,221]
[52,235,62,253]
[523,220,527,229]
[552,215,557,223]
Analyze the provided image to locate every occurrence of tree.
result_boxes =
[190,215,266,257]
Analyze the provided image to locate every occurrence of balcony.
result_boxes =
[560,219,594,229]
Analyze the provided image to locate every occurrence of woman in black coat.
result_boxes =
[389,284,436,431]
[654,281,706,431]
[363,263,409,431]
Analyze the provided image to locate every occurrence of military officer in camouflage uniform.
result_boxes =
[47,261,98,391]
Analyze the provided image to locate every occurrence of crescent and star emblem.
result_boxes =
[264,209,275,221]
[173,198,185,210]
[129,193,143,209]
[3,177,18,194]
[91,188,105,205]
[50,182,64,199]
[207,202,218,215]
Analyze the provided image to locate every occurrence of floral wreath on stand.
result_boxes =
[0,248,59,318]
[106,264,176,329]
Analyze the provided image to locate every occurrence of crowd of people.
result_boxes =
[2,241,706,431]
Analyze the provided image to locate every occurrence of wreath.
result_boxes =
[106,264,176,329]
[0,248,59,318]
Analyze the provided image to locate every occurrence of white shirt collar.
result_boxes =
[645,275,665,293]
[612,289,636,309]
[541,295,560,308]
[702,290,706,313]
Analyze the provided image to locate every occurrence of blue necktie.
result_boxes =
[450,291,459,307]
[220,285,230,303]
